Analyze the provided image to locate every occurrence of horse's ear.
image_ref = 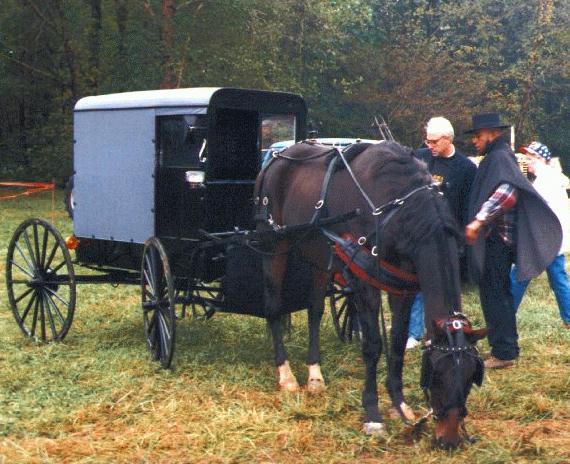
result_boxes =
[431,318,448,342]
[466,328,488,344]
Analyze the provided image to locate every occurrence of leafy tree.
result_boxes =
[0,0,568,179]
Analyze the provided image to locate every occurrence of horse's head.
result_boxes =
[420,314,487,449]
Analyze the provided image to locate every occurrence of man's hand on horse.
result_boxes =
[465,219,483,245]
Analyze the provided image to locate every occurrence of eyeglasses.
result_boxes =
[425,137,443,146]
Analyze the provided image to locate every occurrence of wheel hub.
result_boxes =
[28,269,59,292]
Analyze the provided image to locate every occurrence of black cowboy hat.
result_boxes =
[464,112,511,134]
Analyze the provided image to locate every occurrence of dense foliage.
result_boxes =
[0,0,568,181]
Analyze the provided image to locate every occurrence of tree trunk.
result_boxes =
[87,0,102,92]
[160,0,177,89]
[115,0,128,58]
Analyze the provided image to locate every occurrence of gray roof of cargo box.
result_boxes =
[74,88,307,117]
[74,87,221,111]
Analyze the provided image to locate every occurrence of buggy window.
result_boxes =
[158,115,207,168]
[261,114,296,151]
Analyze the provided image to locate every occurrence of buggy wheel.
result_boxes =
[328,281,361,343]
[141,237,176,368]
[6,218,76,342]
[188,279,218,320]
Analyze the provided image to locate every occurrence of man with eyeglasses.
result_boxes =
[406,117,477,350]
[417,117,477,228]
[464,113,561,369]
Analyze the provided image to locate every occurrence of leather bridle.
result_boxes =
[418,315,484,441]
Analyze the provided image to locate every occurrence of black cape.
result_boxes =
[468,138,562,282]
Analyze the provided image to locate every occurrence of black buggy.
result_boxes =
[5,87,361,368]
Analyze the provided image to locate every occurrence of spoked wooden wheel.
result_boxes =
[328,280,361,343]
[6,218,76,342]
[188,279,219,320]
[141,237,176,368]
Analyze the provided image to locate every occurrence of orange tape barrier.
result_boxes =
[0,182,55,200]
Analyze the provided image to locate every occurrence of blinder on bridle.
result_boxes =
[420,314,485,421]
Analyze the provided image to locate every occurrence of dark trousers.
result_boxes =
[479,234,519,360]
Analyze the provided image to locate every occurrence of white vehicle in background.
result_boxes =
[262,137,382,167]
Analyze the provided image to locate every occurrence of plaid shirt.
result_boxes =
[475,183,518,245]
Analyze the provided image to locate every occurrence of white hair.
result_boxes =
[426,117,455,140]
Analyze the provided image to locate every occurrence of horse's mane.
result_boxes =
[360,142,462,258]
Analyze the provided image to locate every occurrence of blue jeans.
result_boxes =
[408,293,424,340]
[511,254,570,324]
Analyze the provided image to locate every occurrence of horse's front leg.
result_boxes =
[263,249,299,392]
[268,316,299,392]
[306,270,329,394]
[386,293,416,423]
[355,285,385,435]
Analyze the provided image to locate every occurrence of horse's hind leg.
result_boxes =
[355,284,385,435]
[306,270,329,394]
[263,250,299,392]
[385,294,416,422]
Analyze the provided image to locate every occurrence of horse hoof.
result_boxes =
[277,362,299,392]
[363,422,387,436]
[279,380,300,392]
[306,377,326,394]
[399,402,416,422]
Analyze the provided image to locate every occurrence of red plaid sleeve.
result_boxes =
[475,183,518,224]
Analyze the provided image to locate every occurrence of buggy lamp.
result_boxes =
[65,235,80,250]
[185,170,205,188]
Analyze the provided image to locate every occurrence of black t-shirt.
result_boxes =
[428,154,455,192]
[414,147,477,228]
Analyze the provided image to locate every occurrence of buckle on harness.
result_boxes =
[452,319,463,330]
[315,199,324,209]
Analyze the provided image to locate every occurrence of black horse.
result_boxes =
[254,140,486,448]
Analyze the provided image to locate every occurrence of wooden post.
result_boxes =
[51,178,56,224]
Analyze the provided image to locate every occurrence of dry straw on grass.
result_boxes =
[1,193,570,463]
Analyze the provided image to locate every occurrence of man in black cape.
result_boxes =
[465,112,561,368]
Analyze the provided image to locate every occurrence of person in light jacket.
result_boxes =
[510,141,570,327]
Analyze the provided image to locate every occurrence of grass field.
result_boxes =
[1,192,570,463]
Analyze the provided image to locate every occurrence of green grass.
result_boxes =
[1,192,570,463]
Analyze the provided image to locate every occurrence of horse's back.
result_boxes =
[256,143,334,224]
[255,140,429,228]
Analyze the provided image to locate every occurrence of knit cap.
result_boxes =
[523,141,552,162]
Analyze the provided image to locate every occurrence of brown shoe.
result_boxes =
[563,322,570,329]
[484,356,515,369]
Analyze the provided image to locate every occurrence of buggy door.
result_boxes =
[156,113,208,239]
[204,109,297,232]
[203,109,259,232]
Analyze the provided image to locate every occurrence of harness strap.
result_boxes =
[335,147,377,211]
[311,152,342,224]
[421,325,481,420]
[322,229,419,295]
[274,143,335,162]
